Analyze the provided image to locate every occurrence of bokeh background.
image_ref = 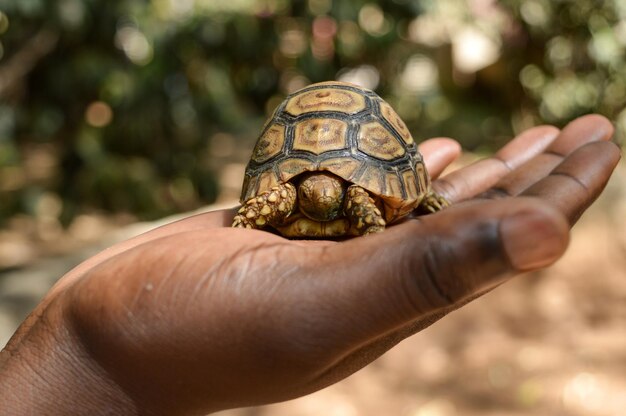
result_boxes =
[1,1,625,415]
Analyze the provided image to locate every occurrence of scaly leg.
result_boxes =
[344,185,386,236]
[232,183,297,230]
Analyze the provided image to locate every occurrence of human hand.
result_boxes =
[0,115,619,415]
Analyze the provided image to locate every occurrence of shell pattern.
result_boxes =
[241,81,431,222]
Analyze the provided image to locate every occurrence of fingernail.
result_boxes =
[501,210,567,271]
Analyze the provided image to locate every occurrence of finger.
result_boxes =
[434,125,560,202]
[549,114,615,154]
[310,198,569,352]
[522,141,621,224]
[314,138,621,378]
[418,137,462,179]
[479,114,615,199]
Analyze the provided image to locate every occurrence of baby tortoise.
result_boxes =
[232,81,448,238]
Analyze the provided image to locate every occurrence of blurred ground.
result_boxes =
[1,161,625,416]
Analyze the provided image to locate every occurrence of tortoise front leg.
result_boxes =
[416,190,450,214]
[232,183,297,230]
[344,185,387,236]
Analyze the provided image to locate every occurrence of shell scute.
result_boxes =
[355,165,385,196]
[293,119,349,154]
[401,170,419,201]
[257,171,280,194]
[379,101,414,145]
[384,171,404,199]
[414,161,428,194]
[285,87,366,116]
[252,124,286,163]
[319,157,361,181]
[278,158,317,182]
[357,121,406,160]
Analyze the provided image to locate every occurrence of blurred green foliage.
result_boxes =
[0,0,625,227]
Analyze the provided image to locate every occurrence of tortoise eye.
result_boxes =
[316,91,331,98]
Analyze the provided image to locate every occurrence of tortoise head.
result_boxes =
[297,172,347,222]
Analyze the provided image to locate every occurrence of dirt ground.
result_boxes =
[1,163,625,416]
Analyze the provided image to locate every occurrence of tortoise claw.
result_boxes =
[417,192,450,215]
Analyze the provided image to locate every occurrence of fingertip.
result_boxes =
[516,125,561,141]
[419,137,462,156]
[419,137,462,178]
[521,140,621,224]
[500,199,570,272]
[530,125,562,135]
[496,125,560,167]
[551,114,615,155]
[568,114,614,137]
[423,137,462,152]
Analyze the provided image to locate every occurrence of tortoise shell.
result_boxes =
[241,81,431,223]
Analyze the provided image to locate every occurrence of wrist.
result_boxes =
[0,298,137,415]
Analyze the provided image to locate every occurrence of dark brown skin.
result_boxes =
[0,115,620,416]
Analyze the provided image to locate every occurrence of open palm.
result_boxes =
[0,115,619,416]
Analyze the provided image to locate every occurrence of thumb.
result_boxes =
[312,198,569,346]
